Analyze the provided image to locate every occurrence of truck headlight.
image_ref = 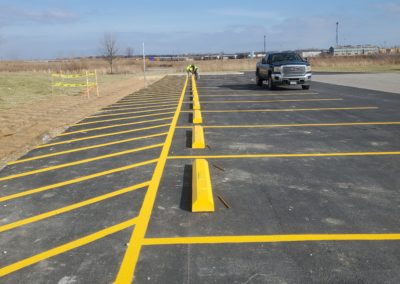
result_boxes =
[306,66,312,72]
[273,66,281,73]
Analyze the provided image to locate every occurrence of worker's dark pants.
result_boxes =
[193,70,199,80]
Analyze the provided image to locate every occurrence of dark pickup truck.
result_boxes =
[256,52,312,90]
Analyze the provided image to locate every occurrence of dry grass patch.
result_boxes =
[310,54,400,72]
[0,72,164,168]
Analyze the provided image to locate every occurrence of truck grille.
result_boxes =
[282,65,306,76]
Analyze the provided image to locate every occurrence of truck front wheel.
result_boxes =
[256,74,263,87]
[268,75,275,90]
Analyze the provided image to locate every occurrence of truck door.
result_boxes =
[260,57,268,77]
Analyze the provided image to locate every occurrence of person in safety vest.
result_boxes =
[186,64,199,80]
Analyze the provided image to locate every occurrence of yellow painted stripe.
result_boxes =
[99,103,177,113]
[181,107,378,113]
[91,107,176,118]
[116,99,176,105]
[175,121,400,129]
[142,233,400,246]
[58,117,173,137]
[115,78,188,283]
[0,217,138,277]
[119,97,176,103]
[119,95,181,103]
[124,94,176,100]
[104,100,177,109]
[199,93,319,97]
[122,92,181,97]
[110,99,179,108]
[0,182,149,233]
[169,151,400,160]
[11,132,167,164]
[74,111,175,126]
[110,98,178,107]
[127,92,178,97]
[183,98,343,104]
[36,124,170,149]
[1,144,163,182]
[124,91,180,96]
[0,159,158,203]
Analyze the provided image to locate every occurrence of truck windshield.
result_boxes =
[271,53,303,63]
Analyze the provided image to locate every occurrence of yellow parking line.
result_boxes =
[0,217,138,277]
[0,159,158,203]
[0,182,149,233]
[128,92,178,97]
[169,151,400,160]
[111,99,179,108]
[116,96,180,104]
[127,92,179,97]
[175,121,400,129]
[116,95,179,104]
[11,132,168,164]
[125,94,176,99]
[0,144,163,182]
[74,111,175,126]
[58,117,173,137]
[142,233,400,246]
[182,98,343,104]
[99,103,177,113]
[90,107,176,118]
[104,100,177,109]
[199,93,319,97]
[115,77,188,284]
[36,124,170,148]
[180,107,378,113]
[114,99,178,105]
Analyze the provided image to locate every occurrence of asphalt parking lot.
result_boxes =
[0,72,399,283]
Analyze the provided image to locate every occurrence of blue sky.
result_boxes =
[0,0,399,59]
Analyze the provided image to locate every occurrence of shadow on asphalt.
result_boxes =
[179,164,192,212]
[185,130,192,148]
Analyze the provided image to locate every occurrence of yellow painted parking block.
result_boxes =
[192,125,205,149]
[192,96,201,110]
[193,110,203,124]
[192,159,215,212]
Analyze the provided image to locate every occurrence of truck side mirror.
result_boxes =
[261,58,266,64]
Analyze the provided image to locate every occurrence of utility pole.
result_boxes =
[142,42,147,88]
[336,22,339,46]
[263,35,266,53]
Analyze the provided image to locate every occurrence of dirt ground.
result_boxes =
[0,74,163,169]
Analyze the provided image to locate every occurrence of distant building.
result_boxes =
[192,55,221,60]
[222,54,238,60]
[156,56,187,61]
[333,45,379,56]
[255,52,266,58]
[300,51,322,58]
[202,55,221,60]
[379,47,400,54]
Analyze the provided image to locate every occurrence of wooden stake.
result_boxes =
[95,69,100,97]
[86,70,90,98]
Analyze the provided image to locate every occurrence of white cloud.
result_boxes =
[375,2,400,13]
[0,5,78,26]
[23,8,78,22]
[209,8,285,22]
[268,16,336,49]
